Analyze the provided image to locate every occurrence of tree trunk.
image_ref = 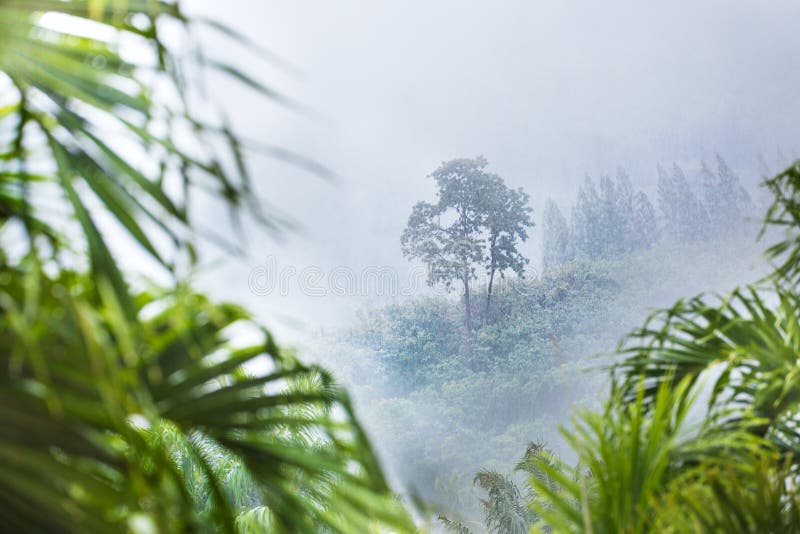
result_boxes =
[486,267,496,315]
[463,274,474,369]
[485,234,498,317]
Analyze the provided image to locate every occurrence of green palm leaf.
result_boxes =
[0,262,413,532]
[0,1,412,531]
[613,285,800,453]
[0,0,294,280]
[529,160,800,532]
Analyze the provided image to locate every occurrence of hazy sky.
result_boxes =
[187,0,800,344]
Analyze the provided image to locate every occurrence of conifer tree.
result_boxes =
[542,200,574,269]
[657,163,709,242]
[632,191,659,250]
[599,175,623,256]
[571,170,657,259]
[614,168,639,252]
[702,155,754,236]
[572,175,603,259]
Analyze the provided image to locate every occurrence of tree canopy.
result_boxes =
[401,157,533,365]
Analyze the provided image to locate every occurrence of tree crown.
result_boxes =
[401,157,533,289]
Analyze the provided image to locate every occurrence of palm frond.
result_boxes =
[529,376,769,533]
[613,284,800,453]
[762,160,800,285]
[654,451,800,533]
[0,0,295,287]
[0,261,414,532]
[0,2,415,531]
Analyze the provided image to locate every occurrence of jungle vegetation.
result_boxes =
[319,153,780,529]
[401,157,533,365]
[3,2,800,534]
[0,2,411,532]
[432,165,800,533]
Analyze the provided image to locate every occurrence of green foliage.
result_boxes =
[440,441,566,534]
[320,223,763,523]
[351,260,619,389]
[472,470,529,534]
[400,156,533,364]
[519,161,800,532]
[653,453,800,533]
[763,159,800,285]
[526,377,765,533]
[443,375,785,533]
[0,1,412,532]
[614,285,800,452]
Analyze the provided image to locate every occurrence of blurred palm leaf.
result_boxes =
[654,452,800,533]
[0,0,294,280]
[0,1,412,531]
[0,261,413,532]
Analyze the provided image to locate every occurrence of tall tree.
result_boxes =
[598,174,625,256]
[572,175,603,259]
[483,175,533,312]
[632,191,659,249]
[542,199,574,269]
[401,157,532,365]
[614,168,637,252]
[702,154,754,236]
[570,170,658,260]
[614,168,657,253]
[656,163,709,243]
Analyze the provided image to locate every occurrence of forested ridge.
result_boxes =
[543,155,761,268]
[311,156,768,521]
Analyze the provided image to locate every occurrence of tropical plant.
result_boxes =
[0,1,412,532]
[763,160,800,285]
[522,159,800,532]
[440,441,566,534]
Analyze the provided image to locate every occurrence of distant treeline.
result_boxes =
[543,155,758,269]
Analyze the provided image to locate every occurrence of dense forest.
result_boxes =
[311,156,768,519]
[542,155,757,268]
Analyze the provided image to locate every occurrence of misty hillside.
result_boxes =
[310,217,766,518]
[6,2,800,532]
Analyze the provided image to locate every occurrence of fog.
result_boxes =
[185,0,799,344]
[184,0,798,517]
[8,2,800,529]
